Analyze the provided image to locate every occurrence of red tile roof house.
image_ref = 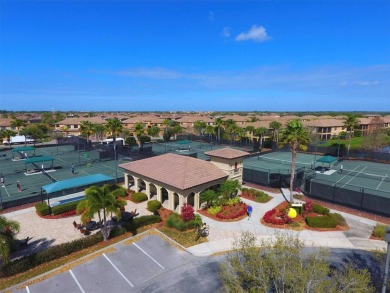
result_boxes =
[119,148,249,213]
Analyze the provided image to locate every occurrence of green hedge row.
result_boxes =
[35,202,50,216]
[51,201,82,216]
[0,215,162,278]
[305,216,337,228]
[312,204,330,215]
[132,192,148,202]
[165,213,202,231]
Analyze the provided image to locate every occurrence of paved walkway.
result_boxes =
[3,189,387,260]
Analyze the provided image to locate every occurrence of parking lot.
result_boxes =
[11,234,222,293]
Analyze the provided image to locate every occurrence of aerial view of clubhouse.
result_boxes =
[0,111,390,292]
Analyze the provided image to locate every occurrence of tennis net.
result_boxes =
[258,156,311,167]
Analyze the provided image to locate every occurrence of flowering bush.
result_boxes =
[216,203,247,220]
[181,204,195,222]
[61,210,77,218]
[262,209,291,225]
[304,201,313,216]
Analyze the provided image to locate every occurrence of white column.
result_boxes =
[134,176,139,193]
[194,192,200,211]
[124,173,129,189]
[156,185,162,203]
[145,182,151,200]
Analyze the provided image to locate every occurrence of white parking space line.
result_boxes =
[133,243,165,270]
[26,286,31,293]
[103,253,134,287]
[69,269,86,293]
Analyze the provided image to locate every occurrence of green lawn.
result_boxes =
[321,136,390,150]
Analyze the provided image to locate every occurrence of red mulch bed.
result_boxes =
[197,203,248,222]
[157,207,173,223]
[261,201,349,232]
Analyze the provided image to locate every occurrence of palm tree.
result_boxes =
[133,122,145,146]
[162,119,171,142]
[93,123,105,142]
[147,125,161,141]
[61,125,69,137]
[0,216,20,263]
[269,121,282,145]
[245,126,255,148]
[105,118,124,143]
[279,119,310,203]
[10,118,25,135]
[77,184,127,241]
[343,114,359,156]
[254,127,268,152]
[193,120,207,136]
[80,121,94,141]
[214,117,224,143]
[0,129,16,144]
[205,125,216,142]
[218,180,241,200]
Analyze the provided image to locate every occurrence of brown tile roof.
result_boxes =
[119,153,228,190]
[303,119,344,127]
[204,148,250,159]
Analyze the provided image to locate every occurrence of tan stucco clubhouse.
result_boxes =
[119,148,249,212]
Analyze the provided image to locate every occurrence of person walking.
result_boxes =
[1,174,4,187]
[71,163,75,175]
[340,164,343,174]
[247,204,253,220]
[17,181,21,192]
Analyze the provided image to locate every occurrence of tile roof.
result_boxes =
[204,148,250,159]
[119,153,228,190]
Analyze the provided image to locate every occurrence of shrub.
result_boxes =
[241,187,249,193]
[303,201,313,215]
[312,204,329,215]
[305,216,337,228]
[372,224,388,239]
[329,213,346,226]
[226,197,241,206]
[51,201,81,216]
[132,192,148,202]
[35,202,50,216]
[207,205,222,215]
[216,204,247,220]
[254,193,271,203]
[165,213,199,231]
[147,200,162,212]
[181,204,195,222]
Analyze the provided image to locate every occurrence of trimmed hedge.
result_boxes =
[0,215,162,278]
[51,201,82,216]
[312,204,330,215]
[35,202,50,216]
[329,213,346,226]
[147,200,161,212]
[166,213,201,231]
[132,192,148,202]
[305,216,337,228]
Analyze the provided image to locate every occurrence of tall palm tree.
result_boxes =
[214,117,224,143]
[105,118,124,143]
[61,125,69,137]
[133,122,145,146]
[245,126,255,147]
[279,119,310,203]
[254,127,268,151]
[80,121,94,141]
[269,121,282,144]
[343,114,359,156]
[0,216,20,264]
[205,125,216,142]
[193,120,207,135]
[162,119,171,142]
[10,118,25,135]
[77,184,126,241]
[1,129,16,144]
[93,123,106,141]
[147,125,161,141]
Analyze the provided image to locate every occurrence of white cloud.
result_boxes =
[222,27,230,38]
[340,80,379,86]
[235,25,270,43]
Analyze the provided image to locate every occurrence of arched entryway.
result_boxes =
[161,188,169,207]
[187,192,195,207]
[173,192,180,212]
[149,183,157,200]
[127,174,135,188]
[137,179,146,192]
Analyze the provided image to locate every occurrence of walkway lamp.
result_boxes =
[382,227,390,293]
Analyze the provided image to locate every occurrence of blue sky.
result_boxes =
[0,0,389,112]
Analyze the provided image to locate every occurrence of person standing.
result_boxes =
[247,204,253,220]
[17,181,21,192]
[71,163,75,175]
[340,164,343,174]
[1,174,4,187]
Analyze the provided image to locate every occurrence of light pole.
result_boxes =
[337,135,341,160]
[382,227,390,293]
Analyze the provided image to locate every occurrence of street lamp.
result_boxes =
[382,227,390,293]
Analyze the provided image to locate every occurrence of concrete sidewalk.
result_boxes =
[188,190,387,256]
[2,188,387,258]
